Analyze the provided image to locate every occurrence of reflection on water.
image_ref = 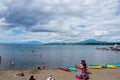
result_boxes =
[0,44,120,70]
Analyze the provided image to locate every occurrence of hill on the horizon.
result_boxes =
[0,39,120,45]
[80,39,104,43]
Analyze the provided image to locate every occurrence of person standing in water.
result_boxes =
[41,63,45,69]
[11,60,15,69]
[9,61,12,69]
[0,56,1,66]
[0,56,1,63]
[9,60,15,69]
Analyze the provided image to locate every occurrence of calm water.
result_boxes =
[0,44,120,70]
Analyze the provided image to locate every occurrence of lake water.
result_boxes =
[0,44,120,70]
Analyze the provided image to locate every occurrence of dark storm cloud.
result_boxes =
[0,0,53,29]
[30,29,57,32]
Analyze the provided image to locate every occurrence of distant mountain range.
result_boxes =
[0,41,43,45]
[80,39,102,43]
[44,39,120,45]
[0,39,120,45]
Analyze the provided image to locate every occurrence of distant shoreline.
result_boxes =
[0,43,119,45]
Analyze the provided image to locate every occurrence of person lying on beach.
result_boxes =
[14,71,24,77]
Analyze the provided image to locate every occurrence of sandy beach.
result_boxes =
[0,68,120,80]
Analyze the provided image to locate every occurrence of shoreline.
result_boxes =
[0,68,120,80]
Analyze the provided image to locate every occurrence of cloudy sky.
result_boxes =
[0,0,120,43]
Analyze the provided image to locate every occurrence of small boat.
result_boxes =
[88,65,102,69]
[101,65,107,69]
[58,65,77,71]
[111,47,120,51]
[59,65,69,68]
[115,63,120,67]
[88,64,99,66]
[69,67,77,71]
[107,65,118,69]
[58,68,71,72]
[99,64,107,69]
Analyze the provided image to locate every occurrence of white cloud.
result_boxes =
[0,0,120,42]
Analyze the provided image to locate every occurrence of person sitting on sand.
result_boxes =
[80,60,87,74]
[15,71,24,77]
[79,60,89,80]
[29,75,36,80]
[47,74,54,80]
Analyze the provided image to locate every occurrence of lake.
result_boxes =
[0,44,120,70]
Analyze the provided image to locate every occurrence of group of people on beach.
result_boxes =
[13,62,55,80]
[14,73,54,80]
[30,60,88,80]
[0,55,89,80]
[29,60,88,80]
